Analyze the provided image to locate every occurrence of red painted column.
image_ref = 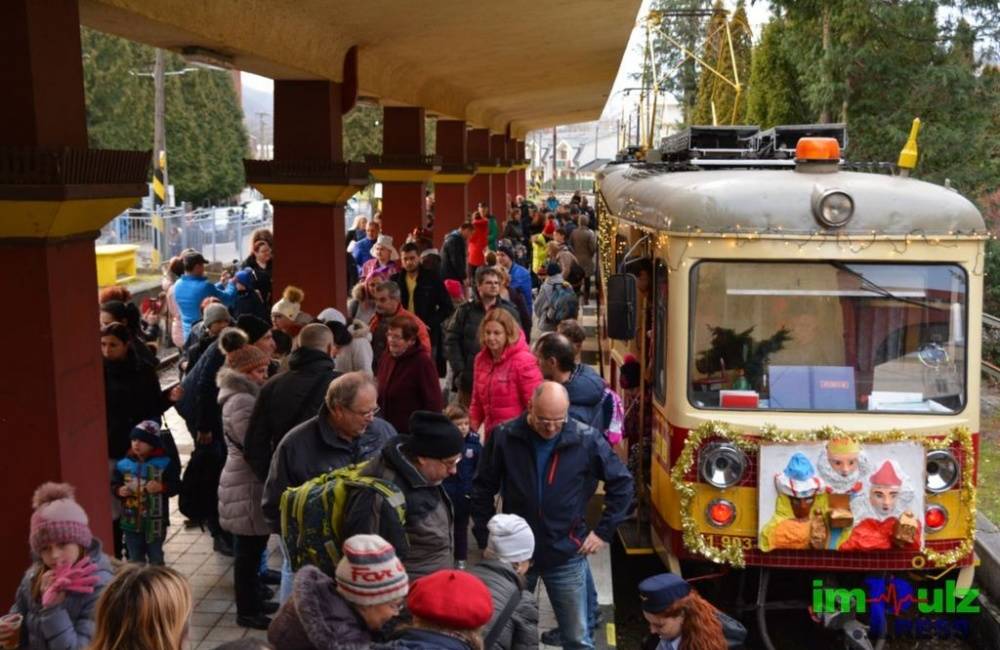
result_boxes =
[515,140,527,198]
[489,134,509,216]
[467,128,491,214]
[273,80,349,312]
[433,120,471,247]
[0,0,112,596]
[379,106,427,246]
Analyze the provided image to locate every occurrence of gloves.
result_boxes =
[42,557,101,607]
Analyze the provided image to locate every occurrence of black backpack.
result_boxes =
[565,258,586,287]
[179,442,225,524]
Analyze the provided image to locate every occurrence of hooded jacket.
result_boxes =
[103,352,171,459]
[216,367,269,536]
[471,415,633,571]
[564,363,609,432]
[469,332,543,438]
[335,320,375,375]
[443,298,520,394]
[9,539,114,650]
[267,566,373,650]
[376,342,443,434]
[468,217,489,267]
[532,273,566,333]
[261,408,396,531]
[468,560,539,650]
[440,229,468,282]
[342,439,454,580]
[244,346,341,482]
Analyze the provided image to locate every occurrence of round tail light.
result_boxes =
[707,499,736,528]
[925,504,949,533]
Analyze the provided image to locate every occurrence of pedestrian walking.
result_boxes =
[468,514,540,650]
[442,223,474,284]
[376,315,443,433]
[569,215,597,305]
[471,382,634,650]
[392,241,454,377]
[268,535,408,650]
[469,308,542,439]
[2,483,114,650]
[441,404,481,569]
[342,411,463,580]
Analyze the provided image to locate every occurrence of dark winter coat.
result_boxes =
[217,367,268,536]
[183,330,217,373]
[471,415,633,571]
[9,539,114,650]
[103,353,172,459]
[261,408,396,531]
[441,229,468,282]
[565,363,610,432]
[468,560,539,650]
[391,268,454,333]
[376,342,443,434]
[443,298,520,393]
[342,438,453,580]
[232,288,269,322]
[242,254,273,306]
[376,628,473,650]
[244,347,341,482]
[267,566,373,650]
[443,432,481,504]
[177,343,226,441]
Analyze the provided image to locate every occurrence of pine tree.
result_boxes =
[691,1,730,124]
[746,18,809,127]
[647,0,713,125]
[690,1,751,125]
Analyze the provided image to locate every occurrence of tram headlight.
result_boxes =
[925,449,960,493]
[706,499,737,528]
[812,189,854,228]
[925,503,949,533]
[699,442,748,488]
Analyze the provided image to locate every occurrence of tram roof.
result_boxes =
[598,164,986,237]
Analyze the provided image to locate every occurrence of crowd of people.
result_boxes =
[4,192,742,650]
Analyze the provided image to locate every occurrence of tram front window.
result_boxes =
[688,261,967,414]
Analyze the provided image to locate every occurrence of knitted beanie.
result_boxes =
[226,344,270,374]
[407,570,493,630]
[272,286,304,320]
[29,483,92,555]
[203,303,232,329]
[130,419,164,450]
[335,535,408,606]
[236,314,271,343]
[234,268,255,290]
[486,514,535,563]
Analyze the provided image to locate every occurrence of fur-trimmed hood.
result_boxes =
[268,565,372,649]
[216,366,260,402]
[349,318,371,340]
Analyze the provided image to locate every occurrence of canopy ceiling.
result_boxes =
[79,0,643,138]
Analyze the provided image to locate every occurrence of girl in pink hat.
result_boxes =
[2,483,114,649]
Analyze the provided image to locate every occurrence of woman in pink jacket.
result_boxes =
[469,307,542,439]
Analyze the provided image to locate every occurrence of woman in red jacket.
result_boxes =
[467,213,489,280]
[469,307,542,439]
[376,314,443,433]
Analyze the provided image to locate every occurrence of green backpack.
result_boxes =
[279,461,406,576]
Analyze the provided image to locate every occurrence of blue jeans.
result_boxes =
[124,531,164,565]
[277,536,294,604]
[527,556,593,649]
[585,563,599,628]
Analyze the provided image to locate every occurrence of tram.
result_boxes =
[596,122,987,645]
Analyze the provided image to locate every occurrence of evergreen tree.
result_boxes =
[690,1,751,125]
[82,28,247,205]
[746,18,809,127]
[691,2,730,124]
[647,0,713,125]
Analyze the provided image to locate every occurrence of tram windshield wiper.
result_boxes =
[828,261,948,311]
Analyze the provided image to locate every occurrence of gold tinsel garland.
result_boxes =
[669,422,976,569]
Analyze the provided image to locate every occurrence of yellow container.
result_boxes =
[95,244,139,287]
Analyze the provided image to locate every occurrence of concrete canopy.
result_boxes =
[78,0,643,138]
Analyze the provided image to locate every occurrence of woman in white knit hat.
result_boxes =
[468,514,539,650]
[361,234,400,284]
[268,534,407,649]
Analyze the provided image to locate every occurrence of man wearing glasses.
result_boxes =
[342,410,466,581]
[471,382,634,650]
[262,372,396,601]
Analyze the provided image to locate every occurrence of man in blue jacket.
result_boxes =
[495,239,533,317]
[173,251,237,338]
[534,333,609,432]
[472,382,633,650]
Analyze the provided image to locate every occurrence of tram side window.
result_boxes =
[688,261,967,414]
[653,259,668,403]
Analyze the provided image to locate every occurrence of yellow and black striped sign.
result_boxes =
[153,150,167,207]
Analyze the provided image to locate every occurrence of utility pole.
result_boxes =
[551,126,557,191]
[153,49,168,200]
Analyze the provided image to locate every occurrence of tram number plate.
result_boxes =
[703,534,755,550]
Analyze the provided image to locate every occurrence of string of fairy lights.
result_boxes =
[670,422,976,569]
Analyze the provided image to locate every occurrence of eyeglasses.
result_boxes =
[436,456,462,469]
[534,416,567,428]
[346,405,380,418]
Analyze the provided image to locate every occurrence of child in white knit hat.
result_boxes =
[3,483,114,650]
[468,514,539,649]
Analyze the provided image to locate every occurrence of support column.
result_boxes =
[432,120,474,247]
[489,134,510,217]
[0,0,143,596]
[271,80,351,312]
[515,140,527,198]
[467,128,491,214]
[375,107,432,246]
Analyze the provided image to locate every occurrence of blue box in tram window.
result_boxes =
[769,366,856,410]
